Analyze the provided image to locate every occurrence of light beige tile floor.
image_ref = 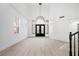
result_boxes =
[0,37,69,56]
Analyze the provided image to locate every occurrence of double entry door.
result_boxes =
[35,24,45,37]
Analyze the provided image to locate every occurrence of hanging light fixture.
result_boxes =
[36,3,45,21]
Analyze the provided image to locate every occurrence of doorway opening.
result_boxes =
[35,24,45,37]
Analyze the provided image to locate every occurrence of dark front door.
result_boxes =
[35,24,45,37]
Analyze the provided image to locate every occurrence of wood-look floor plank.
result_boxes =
[0,37,69,56]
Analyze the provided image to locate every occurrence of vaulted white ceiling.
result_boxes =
[8,3,79,20]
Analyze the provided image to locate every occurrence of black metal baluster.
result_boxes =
[74,35,76,56]
[78,32,79,56]
[69,32,72,56]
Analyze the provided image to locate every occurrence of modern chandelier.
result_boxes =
[36,3,45,21]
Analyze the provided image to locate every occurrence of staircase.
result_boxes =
[69,31,79,56]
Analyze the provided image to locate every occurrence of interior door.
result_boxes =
[36,24,45,37]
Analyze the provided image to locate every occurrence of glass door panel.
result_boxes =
[37,26,40,34]
[41,26,44,34]
[36,24,45,37]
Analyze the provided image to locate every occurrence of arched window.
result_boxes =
[32,16,49,35]
[35,16,45,24]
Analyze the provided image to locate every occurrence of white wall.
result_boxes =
[0,4,28,52]
[52,18,69,42]
[49,3,79,42]
[25,3,79,42]
[69,18,79,33]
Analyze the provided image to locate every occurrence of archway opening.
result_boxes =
[35,16,45,37]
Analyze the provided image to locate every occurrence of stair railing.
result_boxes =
[69,31,79,56]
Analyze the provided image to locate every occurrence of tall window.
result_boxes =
[14,16,19,33]
[32,25,35,34]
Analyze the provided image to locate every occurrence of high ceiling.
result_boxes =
[8,3,79,20]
